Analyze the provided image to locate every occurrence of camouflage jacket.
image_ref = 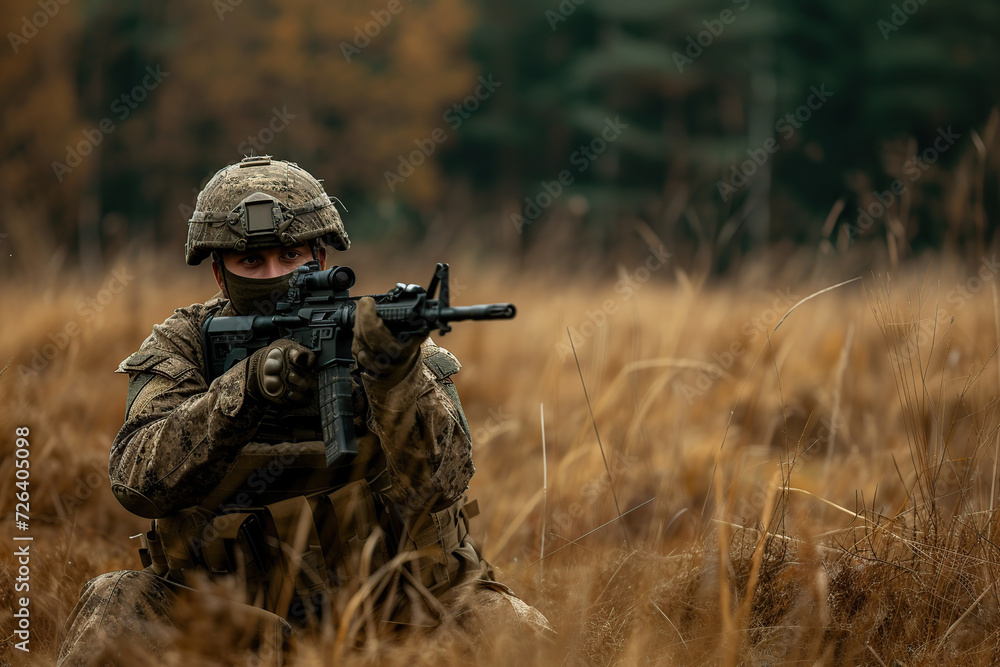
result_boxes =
[110,294,475,521]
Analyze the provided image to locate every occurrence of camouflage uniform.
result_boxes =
[58,292,550,666]
[58,158,549,666]
[107,294,475,520]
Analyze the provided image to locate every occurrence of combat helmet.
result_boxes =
[185,155,350,265]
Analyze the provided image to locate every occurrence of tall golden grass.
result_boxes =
[4,247,1000,665]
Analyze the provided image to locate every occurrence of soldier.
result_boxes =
[58,156,549,666]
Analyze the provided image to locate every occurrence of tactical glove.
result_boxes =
[352,296,427,386]
[246,339,317,405]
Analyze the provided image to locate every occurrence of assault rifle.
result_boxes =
[202,261,515,468]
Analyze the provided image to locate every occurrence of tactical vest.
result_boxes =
[130,347,488,624]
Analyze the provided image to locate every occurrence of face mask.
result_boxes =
[220,264,295,315]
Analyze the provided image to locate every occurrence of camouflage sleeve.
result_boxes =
[109,306,268,519]
[361,343,474,513]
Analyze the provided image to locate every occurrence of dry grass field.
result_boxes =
[4,245,1000,665]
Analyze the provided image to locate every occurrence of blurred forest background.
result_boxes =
[3,0,1000,275]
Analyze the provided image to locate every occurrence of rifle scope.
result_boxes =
[302,266,356,291]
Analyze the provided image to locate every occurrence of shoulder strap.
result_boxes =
[421,346,462,380]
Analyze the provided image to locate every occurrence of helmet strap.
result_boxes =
[308,239,323,262]
[212,251,232,299]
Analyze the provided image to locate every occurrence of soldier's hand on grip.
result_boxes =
[246,339,317,405]
[352,296,427,385]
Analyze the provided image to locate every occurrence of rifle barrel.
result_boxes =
[439,304,516,321]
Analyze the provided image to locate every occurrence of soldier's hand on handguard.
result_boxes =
[352,296,427,386]
[246,339,317,406]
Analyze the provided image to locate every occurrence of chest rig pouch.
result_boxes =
[139,469,393,617]
[137,474,482,621]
